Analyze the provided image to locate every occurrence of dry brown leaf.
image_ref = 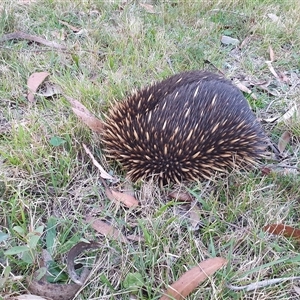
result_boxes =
[269,45,275,62]
[86,216,128,243]
[265,61,279,79]
[189,206,201,229]
[27,72,50,102]
[139,3,156,13]
[264,224,300,241]
[233,79,257,100]
[278,131,291,153]
[0,31,66,50]
[65,96,104,134]
[106,188,139,208]
[59,20,81,32]
[168,190,193,202]
[278,72,289,83]
[82,143,114,180]
[277,104,299,123]
[160,257,227,300]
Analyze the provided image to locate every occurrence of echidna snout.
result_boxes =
[102,70,267,185]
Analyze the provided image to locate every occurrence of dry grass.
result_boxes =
[1,0,300,299]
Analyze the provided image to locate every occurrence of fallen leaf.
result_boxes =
[0,31,66,50]
[139,3,156,13]
[160,257,227,300]
[67,241,101,284]
[86,216,128,243]
[265,61,279,79]
[105,188,139,208]
[59,20,81,32]
[277,104,299,123]
[254,84,280,97]
[233,79,257,99]
[278,72,289,83]
[263,116,279,123]
[261,166,272,175]
[221,35,240,46]
[189,206,201,229]
[278,131,291,153]
[27,72,50,102]
[168,190,193,202]
[65,95,104,134]
[264,224,300,241]
[269,45,275,62]
[82,143,115,180]
[239,36,251,49]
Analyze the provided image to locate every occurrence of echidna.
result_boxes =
[102,70,267,185]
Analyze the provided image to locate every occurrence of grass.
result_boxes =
[1,0,300,299]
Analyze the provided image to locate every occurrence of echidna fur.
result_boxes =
[102,70,267,185]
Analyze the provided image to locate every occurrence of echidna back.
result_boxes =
[103,71,266,185]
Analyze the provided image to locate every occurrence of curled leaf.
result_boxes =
[27,72,50,102]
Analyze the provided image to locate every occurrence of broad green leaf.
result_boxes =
[123,272,144,291]
[46,217,57,255]
[13,226,25,236]
[28,225,44,249]
[49,136,66,147]
[0,265,11,288]
[4,246,29,255]
[0,232,9,243]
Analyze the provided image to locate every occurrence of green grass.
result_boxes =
[1,0,300,299]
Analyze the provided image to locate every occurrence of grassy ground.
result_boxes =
[1,0,300,299]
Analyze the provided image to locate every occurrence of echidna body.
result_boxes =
[103,71,266,185]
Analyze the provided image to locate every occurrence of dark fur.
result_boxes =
[103,71,267,185]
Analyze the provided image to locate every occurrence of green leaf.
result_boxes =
[49,136,66,147]
[0,232,9,243]
[46,217,57,255]
[13,226,25,236]
[0,265,11,288]
[123,272,144,291]
[4,245,29,255]
[28,225,44,249]
[21,249,35,264]
[35,267,47,281]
